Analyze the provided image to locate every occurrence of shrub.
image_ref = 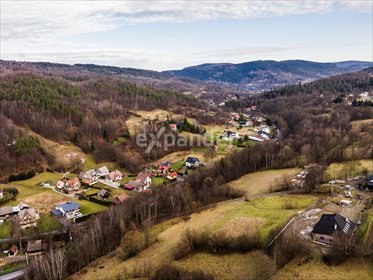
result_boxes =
[119,230,144,260]
[152,264,214,280]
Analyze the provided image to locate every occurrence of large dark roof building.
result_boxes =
[312,213,356,244]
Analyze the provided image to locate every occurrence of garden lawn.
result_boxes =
[74,199,108,215]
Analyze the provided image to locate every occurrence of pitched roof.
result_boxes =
[312,214,356,235]
[186,157,199,164]
[114,194,129,203]
[0,206,14,216]
[125,180,142,188]
[98,189,110,198]
[27,240,42,252]
[58,201,80,212]
[97,166,109,174]
[18,208,38,221]
[136,172,149,183]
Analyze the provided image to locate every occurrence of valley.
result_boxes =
[0,60,372,280]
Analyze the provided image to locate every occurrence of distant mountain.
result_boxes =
[164,60,373,91]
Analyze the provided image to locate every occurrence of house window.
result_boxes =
[320,236,324,240]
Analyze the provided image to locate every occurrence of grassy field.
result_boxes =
[272,256,373,280]
[38,213,61,232]
[227,168,301,196]
[324,159,373,181]
[71,194,316,280]
[173,251,274,280]
[0,220,12,238]
[75,199,108,215]
[11,172,64,187]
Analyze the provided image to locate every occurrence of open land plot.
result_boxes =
[126,109,172,135]
[71,194,316,280]
[272,256,373,280]
[173,251,273,280]
[227,168,301,196]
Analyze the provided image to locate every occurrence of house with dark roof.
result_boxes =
[185,157,200,168]
[98,189,111,199]
[26,240,43,255]
[312,213,356,245]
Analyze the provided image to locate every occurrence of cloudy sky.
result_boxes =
[1,0,372,70]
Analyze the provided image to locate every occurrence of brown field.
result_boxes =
[227,168,301,196]
[71,194,316,280]
[173,250,274,280]
[272,256,373,280]
[21,191,71,213]
[126,109,172,134]
[350,119,373,130]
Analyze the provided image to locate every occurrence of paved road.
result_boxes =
[1,269,24,280]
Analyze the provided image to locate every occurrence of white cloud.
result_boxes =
[0,1,371,69]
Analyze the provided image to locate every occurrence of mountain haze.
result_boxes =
[164,60,373,90]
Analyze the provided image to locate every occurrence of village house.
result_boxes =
[166,171,178,181]
[96,166,110,178]
[98,189,111,199]
[52,201,81,219]
[124,180,142,191]
[185,156,200,168]
[158,161,171,172]
[79,169,98,185]
[18,208,40,229]
[26,240,43,255]
[136,172,152,187]
[0,203,29,217]
[312,213,356,245]
[169,123,177,131]
[66,178,81,191]
[106,170,123,182]
[8,245,18,257]
[112,194,129,205]
[221,130,240,141]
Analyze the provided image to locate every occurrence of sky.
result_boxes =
[0,0,372,71]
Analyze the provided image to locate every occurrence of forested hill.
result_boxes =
[260,71,373,99]
[165,60,373,90]
[0,72,201,178]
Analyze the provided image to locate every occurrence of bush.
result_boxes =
[152,264,214,280]
[119,230,144,260]
[173,229,263,260]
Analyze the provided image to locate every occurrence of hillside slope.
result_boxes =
[165,60,373,90]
